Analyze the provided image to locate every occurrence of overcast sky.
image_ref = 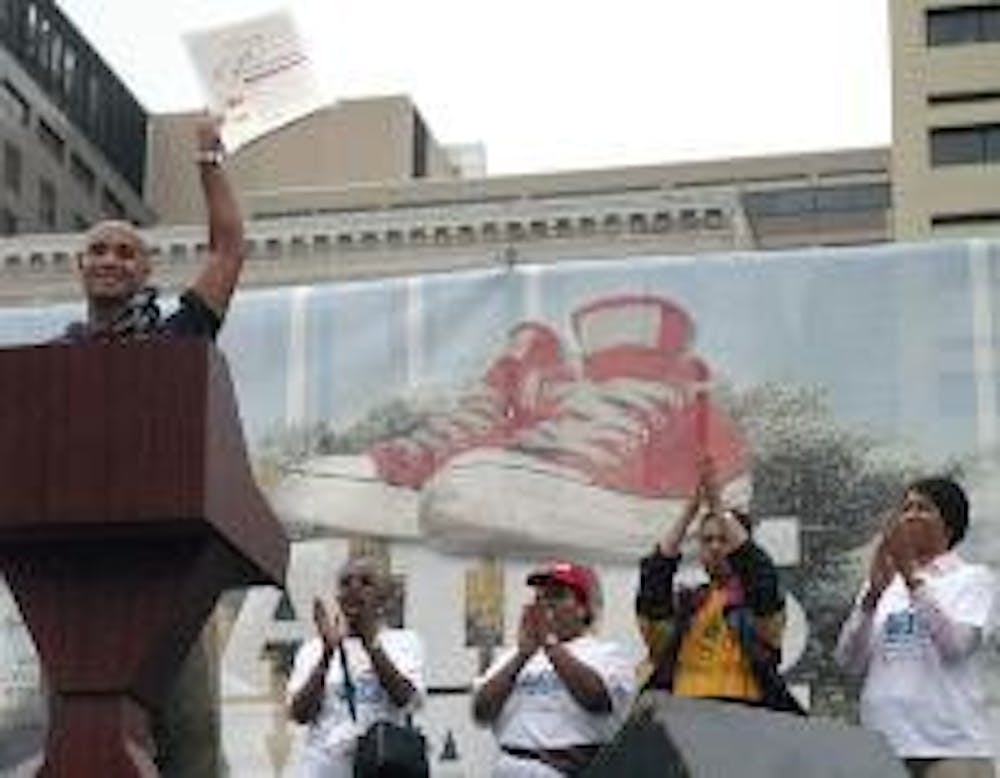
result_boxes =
[53,0,890,175]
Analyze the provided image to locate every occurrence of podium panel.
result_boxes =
[0,340,289,776]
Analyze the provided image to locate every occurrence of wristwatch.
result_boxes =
[195,147,225,166]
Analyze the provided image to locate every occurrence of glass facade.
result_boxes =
[0,0,146,194]
[927,4,1000,46]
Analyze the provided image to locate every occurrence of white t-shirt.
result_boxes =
[287,629,425,778]
[474,634,635,753]
[857,552,997,758]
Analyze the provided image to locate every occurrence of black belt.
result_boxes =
[501,744,602,775]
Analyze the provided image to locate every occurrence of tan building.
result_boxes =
[147,96,460,225]
[892,0,1000,239]
[0,134,891,305]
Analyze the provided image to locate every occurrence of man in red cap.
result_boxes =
[472,561,634,777]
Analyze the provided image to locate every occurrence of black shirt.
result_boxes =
[60,289,221,343]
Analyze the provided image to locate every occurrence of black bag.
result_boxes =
[338,641,429,778]
[354,719,429,778]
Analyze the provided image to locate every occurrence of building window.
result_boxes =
[265,238,283,258]
[932,210,1000,227]
[35,12,51,71]
[412,109,429,178]
[24,2,38,59]
[49,31,62,80]
[653,211,672,232]
[813,183,891,213]
[38,178,56,228]
[928,89,1000,106]
[37,118,65,162]
[927,5,1000,46]
[744,183,891,216]
[62,46,77,97]
[86,73,100,131]
[679,209,700,230]
[704,208,726,229]
[930,124,1000,166]
[69,152,95,194]
[744,188,815,217]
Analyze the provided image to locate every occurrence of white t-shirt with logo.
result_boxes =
[474,634,635,776]
[858,552,997,759]
[287,629,425,778]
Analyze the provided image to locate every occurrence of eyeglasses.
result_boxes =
[82,240,144,263]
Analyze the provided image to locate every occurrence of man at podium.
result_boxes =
[61,117,242,342]
[56,115,245,777]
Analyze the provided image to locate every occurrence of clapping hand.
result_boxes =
[697,454,722,517]
[659,455,721,556]
[517,603,544,655]
[885,513,921,590]
[863,512,903,610]
[313,596,346,656]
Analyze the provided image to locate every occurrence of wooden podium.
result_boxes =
[0,339,289,776]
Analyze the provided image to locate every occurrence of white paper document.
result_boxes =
[184,9,327,151]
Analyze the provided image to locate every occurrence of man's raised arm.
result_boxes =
[190,117,245,317]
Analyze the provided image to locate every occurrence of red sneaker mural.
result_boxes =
[274,294,749,557]
[421,295,750,558]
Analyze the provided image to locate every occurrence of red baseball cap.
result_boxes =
[526,561,598,613]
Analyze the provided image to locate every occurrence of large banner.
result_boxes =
[1,240,999,774]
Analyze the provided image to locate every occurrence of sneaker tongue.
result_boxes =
[574,298,692,355]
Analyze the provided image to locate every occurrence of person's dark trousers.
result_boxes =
[154,615,224,778]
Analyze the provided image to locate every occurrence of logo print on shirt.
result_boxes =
[882,608,930,659]
[516,670,564,696]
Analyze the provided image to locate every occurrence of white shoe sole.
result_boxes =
[420,447,754,560]
[269,454,421,539]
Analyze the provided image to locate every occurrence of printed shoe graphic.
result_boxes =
[271,322,575,539]
[421,295,750,559]
[370,322,572,487]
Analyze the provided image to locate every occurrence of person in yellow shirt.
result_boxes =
[634,458,803,714]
